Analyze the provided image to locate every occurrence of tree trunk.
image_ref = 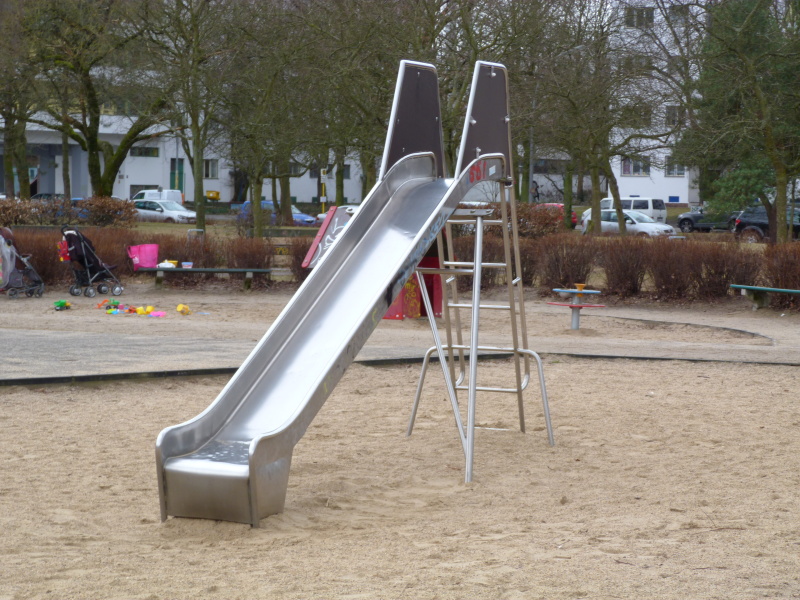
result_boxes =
[563,162,574,229]
[3,118,16,197]
[61,128,71,201]
[334,148,345,206]
[251,171,265,238]
[589,165,602,235]
[359,149,377,197]
[604,158,626,234]
[190,120,206,231]
[773,166,788,244]
[12,120,30,198]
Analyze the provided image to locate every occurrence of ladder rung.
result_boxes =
[448,303,511,310]
[442,261,507,269]
[456,385,529,394]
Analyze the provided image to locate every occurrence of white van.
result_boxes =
[131,189,184,205]
[581,196,667,228]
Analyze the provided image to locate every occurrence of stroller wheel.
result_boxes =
[83,286,97,298]
[111,285,123,296]
[8,288,19,299]
[69,285,82,297]
[25,289,35,297]
[36,286,44,298]
[97,283,110,295]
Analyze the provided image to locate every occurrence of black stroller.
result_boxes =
[60,225,123,297]
[0,227,45,298]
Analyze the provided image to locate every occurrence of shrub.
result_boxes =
[517,237,539,286]
[763,244,800,308]
[600,237,649,297]
[82,196,137,228]
[288,236,313,283]
[223,237,273,287]
[450,233,506,292]
[515,203,565,239]
[536,233,596,291]
[0,199,36,225]
[645,238,700,301]
[696,242,762,300]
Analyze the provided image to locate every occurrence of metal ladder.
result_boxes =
[408,179,554,483]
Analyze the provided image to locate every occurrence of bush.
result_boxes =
[645,238,701,301]
[0,199,37,225]
[696,242,762,300]
[82,196,137,228]
[451,233,506,292]
[763,244,800,308]
[515,203,566,239]
[223,237,273,287]
[536,234,596,291]
[601,237,649,297]
[288,236,313,283]
[517,237,539,286]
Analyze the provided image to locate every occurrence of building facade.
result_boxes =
[1,117,364,205]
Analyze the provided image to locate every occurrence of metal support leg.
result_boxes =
[571,306,581,330]
[465,217,484,483]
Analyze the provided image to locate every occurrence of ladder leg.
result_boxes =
[418,271,467,453]
[465,216,484,483]
[407,346,437,436]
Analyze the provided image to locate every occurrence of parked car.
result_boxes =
[581,197,667,225]
[581,209,676,237]
[733,204,800,243]
[131,189,184,205]
[134,199,197,223]
[238,200,317,227]
[30,193,65,202]
[676,208,737,233]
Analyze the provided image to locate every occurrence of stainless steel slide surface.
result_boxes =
[156,153,507,526]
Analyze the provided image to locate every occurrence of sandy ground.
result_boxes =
[2,282,800,599]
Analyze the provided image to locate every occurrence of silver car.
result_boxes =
[582,209,675,237]
[134,200,196,223]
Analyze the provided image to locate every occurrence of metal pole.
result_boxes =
[465,216,484,483]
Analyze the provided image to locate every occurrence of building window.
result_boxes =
[665,105,684,127]
[621,54,653,75]
[625,6,654,28]
[309,164,335,179]
[621,156,651,176]
[665,158,685,177]
[289,162,304,176]
[341,164,351,180]
[667,5,691,27]
[203,159,218,179]
[130,146,159,158]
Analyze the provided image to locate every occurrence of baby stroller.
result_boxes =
[0,227,45,298]
[59,225,123,297]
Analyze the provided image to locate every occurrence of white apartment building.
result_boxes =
[609,1,700,207]
[1,116,364,205]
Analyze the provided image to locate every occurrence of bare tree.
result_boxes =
[24,0,173,197]
[138,0,242,231]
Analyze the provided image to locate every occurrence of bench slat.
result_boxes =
[139,268,272,274]
[730,284,800,295]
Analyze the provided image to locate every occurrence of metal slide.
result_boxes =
[156,152,507,526]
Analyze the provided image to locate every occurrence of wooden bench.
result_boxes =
[730,284,800,310]
[138,267,272,290]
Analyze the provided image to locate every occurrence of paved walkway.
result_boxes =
[3,290,799,385]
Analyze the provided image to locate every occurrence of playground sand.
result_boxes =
[2,285,800,598]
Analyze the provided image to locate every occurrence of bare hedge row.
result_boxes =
[7,228,800,308]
